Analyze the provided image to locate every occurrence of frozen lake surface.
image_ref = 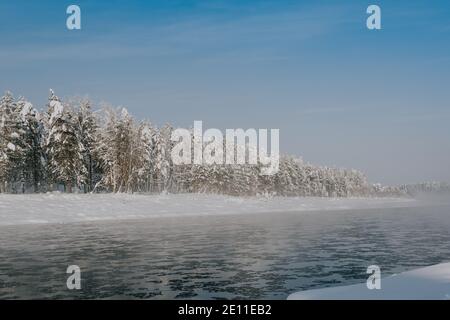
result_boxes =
[0,204,450,299]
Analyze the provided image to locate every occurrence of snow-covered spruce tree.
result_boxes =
[74,98,99,192]
[17,97,44,193]
[0,92,14,192]
[44,90,86,193]
[0,92,29,193]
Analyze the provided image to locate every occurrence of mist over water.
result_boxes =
[1,202,450,299]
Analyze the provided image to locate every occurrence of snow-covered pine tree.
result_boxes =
[0,92,15,192]
[75,98,99,192]
[0,92,28,193]
[17,97,44,193]
[0,92,11,192]
[45,90,86,192]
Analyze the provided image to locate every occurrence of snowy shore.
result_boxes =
[287,263,450,300]
[0,193,418,227]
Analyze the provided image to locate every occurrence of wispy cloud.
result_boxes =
[0,3,354,66]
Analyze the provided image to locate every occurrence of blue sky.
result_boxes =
[1,0,450,184]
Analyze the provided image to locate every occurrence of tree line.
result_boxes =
[0,90,405,197]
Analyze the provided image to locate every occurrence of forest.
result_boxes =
[0,90,435,197]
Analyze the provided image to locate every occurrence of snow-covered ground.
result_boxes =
[288,263,450,300]
[0,193,418,227]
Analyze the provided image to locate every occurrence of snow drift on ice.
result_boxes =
[288,263,450,300]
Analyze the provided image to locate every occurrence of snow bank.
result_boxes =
[288,263,450,300]
[0,193,417,227]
